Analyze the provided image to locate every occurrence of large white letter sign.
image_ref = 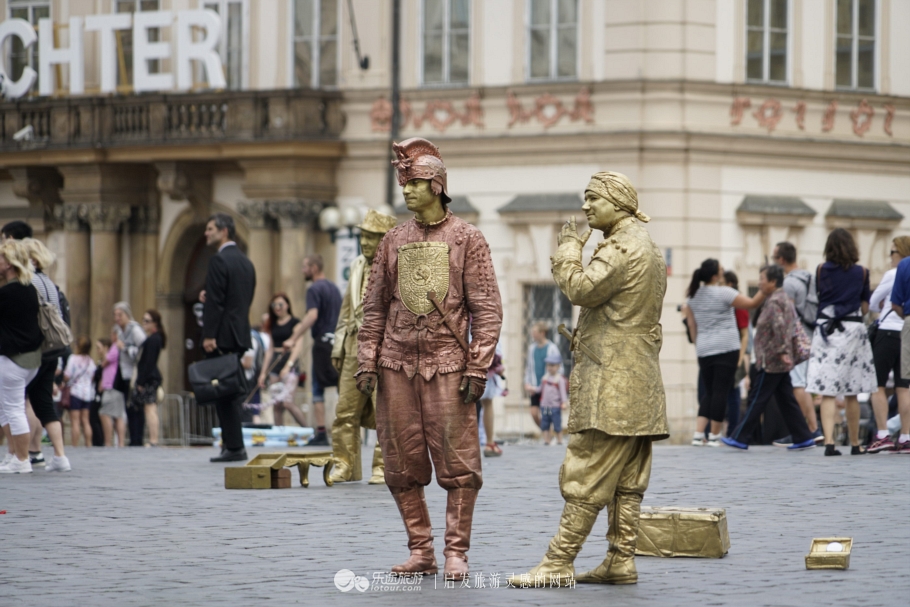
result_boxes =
[38,17,85,96]
[0,19,37,98]
[133,10,174,92]
[176,10,225,90]
[85,13,132,94]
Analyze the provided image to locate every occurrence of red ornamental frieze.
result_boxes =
[729,97,895,137]
[752,99,783,132]
[850,99,874,137]
[369,93,482,133]
[507,87,595,129]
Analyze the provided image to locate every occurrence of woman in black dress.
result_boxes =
[131,309,166,447]
[258,293,308,427]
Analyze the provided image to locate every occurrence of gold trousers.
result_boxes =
[331,342,384,481]
[559,430,651,508]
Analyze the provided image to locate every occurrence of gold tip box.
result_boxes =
[635,507,730,558]
[805,538,852,570]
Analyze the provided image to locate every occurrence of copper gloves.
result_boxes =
[459,375,486,404]
[356,372,378,395]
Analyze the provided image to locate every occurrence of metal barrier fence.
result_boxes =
[158,393,218,447]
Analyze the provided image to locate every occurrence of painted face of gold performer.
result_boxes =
[582,180,624,232]
[403,178,440,214]
[360,230,383,262]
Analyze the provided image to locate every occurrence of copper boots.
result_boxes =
[442,488,478,581]
[390,487,438,575]
[508,501,599,587]
[576,492,641,584]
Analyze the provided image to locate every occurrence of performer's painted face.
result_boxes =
[582,182,622,231]
[403,178,439,213]
[360,230,383,262]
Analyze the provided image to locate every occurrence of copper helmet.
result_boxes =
[391,137,451,204]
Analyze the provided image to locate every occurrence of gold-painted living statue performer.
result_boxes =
[512,171,669,587]
[356,137,503,580]
[329,209,397,484]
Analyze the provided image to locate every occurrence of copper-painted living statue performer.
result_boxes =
[356,137,503,580]
[329,209,397,484]
[512,171,669,587]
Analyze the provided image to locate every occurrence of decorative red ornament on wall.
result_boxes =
[850,99,874,137]
[792,101,806,130]
[883,104,895,137]
[821,100,838,132]
[730,97,751,126]
[752,99,783,132]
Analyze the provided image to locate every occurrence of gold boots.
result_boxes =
[576,492,641,584]
[390,487,438,575]
[367,443,386,485]
[442,488,478,581]
[508,501,599,587]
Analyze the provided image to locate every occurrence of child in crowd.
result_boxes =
[539,353,568,445]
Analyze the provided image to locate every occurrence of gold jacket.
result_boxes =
[332,254,370,363]
[551,216,669,440]
[358,210,503,381]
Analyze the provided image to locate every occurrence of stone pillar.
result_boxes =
[129,204,160,318]
[156,292,184,394]
[56,204,91,339]
[85,204,131,343]
[238,201,276,325]
[267,200,323,309]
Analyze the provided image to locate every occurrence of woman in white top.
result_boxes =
[867,236,910,453]
[63,336,97,447]
[684,259,766,446]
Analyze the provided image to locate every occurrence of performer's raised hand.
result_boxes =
[459,375,487,404]
[356,372,378,396]
[557,216,592,247]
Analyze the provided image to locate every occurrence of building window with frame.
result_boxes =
[836,0,875,90]
[115,0,160,92]
[202,0,248,90]
[528,0,577,81]
[421,0,469,86]
[7,0,50,93]
[524,284,574,375]
[293,0,338,89]
[746,0,787,83]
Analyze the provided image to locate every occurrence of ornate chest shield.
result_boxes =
[397,242,450,315]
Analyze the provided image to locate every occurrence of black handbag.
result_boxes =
[188,352,247,405]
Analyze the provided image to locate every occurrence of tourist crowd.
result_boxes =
[683,229,910,455]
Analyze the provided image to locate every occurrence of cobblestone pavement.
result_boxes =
[1,440,907,607]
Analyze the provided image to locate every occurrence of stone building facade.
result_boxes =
[1,0,908,441]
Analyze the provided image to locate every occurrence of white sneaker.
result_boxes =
[692,433,705,446]
[46,455,71,472]
[0,453,13,466]
[706,433,723,447]
[0,456,33,474]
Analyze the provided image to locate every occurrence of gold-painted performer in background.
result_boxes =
[357,138,503,580]
[329,209,397,484]
[512,172,669,586]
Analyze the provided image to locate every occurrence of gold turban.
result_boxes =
[586,172,650,223]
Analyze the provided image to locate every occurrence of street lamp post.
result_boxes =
[386,0,401,210]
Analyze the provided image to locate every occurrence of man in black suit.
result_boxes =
[201,213,256,462]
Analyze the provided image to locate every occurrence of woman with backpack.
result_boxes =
[806,228,877,456]
[0,240,44,473]
[63,336,97,447]
[20,238,71,471]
